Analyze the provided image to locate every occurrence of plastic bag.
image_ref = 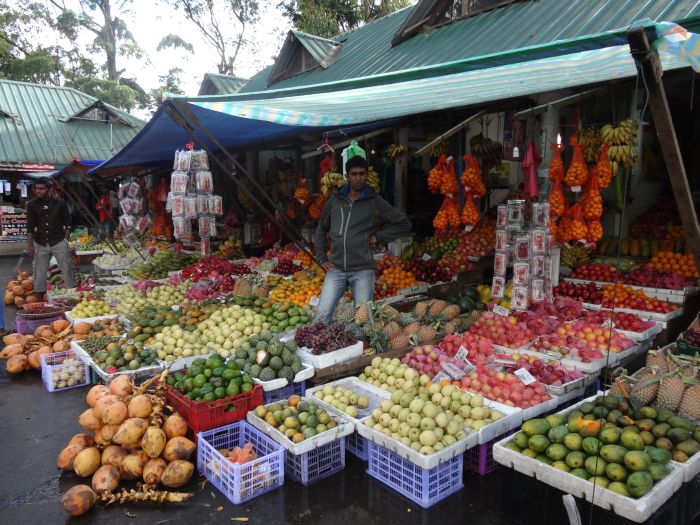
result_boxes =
[127,181,141,198]
[170,172,189,193]
[200,238,211,257]
[345,139,366,160]
[173,217,191,239]
[565,203,588,242]
[440,156,459,195]
[209,195,223,216]
[184,196,197,219]
[135,215,151,233]
[119,214,134,231]
[593,143,613,188]
[548,144,564,182]
[198,216,214,238]
[171,195,185,217]
[196,194,209,215]
[196,171,213,193]
[428,156,447,194]
[460,154,485,198]
[581,172,602,220]
[587,219,603,242]
[176,150,191,172]
[564,136,588,188]
[460,192,480,226]
[191,150,209,171]
[433,195,460,231]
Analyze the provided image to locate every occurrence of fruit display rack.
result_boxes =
[563,277,699,305]
[70,341,164,385]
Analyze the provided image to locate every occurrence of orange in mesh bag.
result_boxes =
[294,177,311,207]
[566,203,588,241]
[460,154,486,198]
[564,137,589,188]
[581,173,603,220]
[309,194,326,220]
[433,195,460,231]
[587,219,603,242]
[548,144,564,182]
[549,176,566,217]
[592,143,613,189]
[428,155,447,193]
[461,192,480,226]
[440,156,459,195]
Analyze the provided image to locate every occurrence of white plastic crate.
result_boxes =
[296,341,363,369]
[65,312,118,325]
[41,350,90,392]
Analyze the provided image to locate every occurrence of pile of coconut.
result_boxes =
[4,271,37,308]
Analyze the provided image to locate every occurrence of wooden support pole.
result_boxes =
[627,28,700,271]
[395,127,408,212]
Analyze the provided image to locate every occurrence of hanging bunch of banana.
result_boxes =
[576,126,602,164]
[560,244,593,269]
[428,137,449,158]
[367,166,381,192]
[470,133,503,171]
[236,178,254,209]
[320,171,345,197]
[601,119,639,174]
[386,144,408,160]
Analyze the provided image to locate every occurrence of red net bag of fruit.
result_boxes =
[566,203,588,241]
[433,195,460,231]
[293,177,311,207]
[587,219,603,242]
[564,136,588,188]
[440,156,459,196]
[557,215,573,243]
[460,154,486,198]
[428,155,446,194]
[548,144,564,182]
[548,175,566,217]
[308,194,326,220]
[581,172,602,220]
[461,192,480,226]
[592,143,613,188]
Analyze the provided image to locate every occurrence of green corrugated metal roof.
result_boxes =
[241,0,700,94]
[197,73,248,96]
[292,31,342,68]
[0,80,144,166]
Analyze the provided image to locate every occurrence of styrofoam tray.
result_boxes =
[297,341,363,369]
[71,341,164,383]
[307,376,390,422]
[356,418,478,470]
[582,304,683,324]
[477,399,523,444]
[521,394,560,420]
[493,433,684,523]
[564,278,699,304]
[613,323,662,342]
[253,362,315,391]
[545,372,598,397]
[512,346,608,374]
[672,452,700,483]
[65,312,118,324]
[246,397,354,455]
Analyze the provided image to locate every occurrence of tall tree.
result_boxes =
[281,0,410,38]
[167,0,260,76]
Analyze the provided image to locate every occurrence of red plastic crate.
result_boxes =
[165,384,263,434]
[15,313,64,335]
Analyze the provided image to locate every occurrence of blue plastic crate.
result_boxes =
[197,421,285,504]
[285,437,345,486]
[263,380,306,404]
[346,431,369,461]
[366,441,463,508]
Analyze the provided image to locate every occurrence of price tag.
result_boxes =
[571,185,582,193]
[464,225,474,232]
[432,371,451,383]
[293,260,301,266]
[544,351,563,361]
[455,346,469,362]
[309,296,320,307]
[494,357,517,366]
[422,253,432,261]
[441,362,466,379]
[514,367,537,385]
[493,304,510,317]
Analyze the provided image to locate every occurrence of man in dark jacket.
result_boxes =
[26,178,76,300]
[314,157,411,323]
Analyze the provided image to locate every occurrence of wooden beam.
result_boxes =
[627,28,700,271]
[414,110,486,156]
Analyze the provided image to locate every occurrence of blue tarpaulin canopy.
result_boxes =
[25,159,103,182]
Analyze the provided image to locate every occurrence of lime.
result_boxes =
[203,392,216,402]
[241,382,253,393]
[204,368,213,379]
[193,374,207,388]
[226,383,240,397]
[212,367,225,378]
[183,378,194,392]
[214,387,226,399]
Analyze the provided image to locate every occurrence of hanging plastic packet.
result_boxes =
[191,150,209,171]
[198,216,213,238]
[183,196,197,219]
[127,181,141,198]
[513,262,529,285]
[118,182,128,199]
[496,205,507,228]
[531,279,545,302]
[119,215,134,231]
[173,217,191,239]
[491,275,505,299]
[532,202,550,227]
[170,172,189,193]
[196,171,213,193]
[208,219,218,238]
[165,192,173,213]
[177,150,192,172]
[507,200,525,226]
[135,215,151,233]
[512,286,529,310]
[531,229,546,253]
[201,238,211,257]
[495,230,507,251]
[515,236,530,260]
[172,150,181,171]
[531,255,545,276]
[196,194,209,215]
[494,251,507,275]
[171,195,185,217]
[209,195,223,216]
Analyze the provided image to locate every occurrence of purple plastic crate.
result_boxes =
[366,441,463,508]
[465,430,516,476]
[346,431,369,461]
[197,421,285,504]
[16,313,64,335]
[285,437,345,486]
[41,350,90,392]
[263,380,306,404]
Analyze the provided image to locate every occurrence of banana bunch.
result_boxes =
[429,141,449,158]
[367,167,381,192]
[601,119,639,173]
[320,171,345,197]
[470,133,503,171]
[237,178,254,209]
[386,144,408,159]
[560,244,593,269]
[576,127,602,164]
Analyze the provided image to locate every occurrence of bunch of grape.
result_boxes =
[295,322,356,354]
[683,328,700,347]
[273,259,301,276]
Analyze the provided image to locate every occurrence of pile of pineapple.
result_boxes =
[332,299,475,354]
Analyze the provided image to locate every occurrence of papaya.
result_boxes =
[629,239,640,257]
[620,239,630,256]
[598,237,611,255]
[521,419,551,437]
[639,238,650,258]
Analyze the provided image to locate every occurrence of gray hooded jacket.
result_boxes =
[314,186,412,272]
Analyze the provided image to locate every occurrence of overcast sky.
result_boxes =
[53,1,291,98]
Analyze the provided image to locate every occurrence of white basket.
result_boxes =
[545,373,598,397]
[307,376,391,423]
[246,397,354,455]
[41,350,90,392]
[476,399,523,444]
[71,341,163,384]
[65,311,118,325]
[253,363,315,392]
[493,433,684,523]
[297,341,363,369]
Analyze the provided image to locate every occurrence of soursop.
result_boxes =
[259,367,276,382]
[250,364,261,378]
[269,356,283,371]
[278,366,294,382]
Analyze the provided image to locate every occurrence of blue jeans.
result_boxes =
[314,268,375,324]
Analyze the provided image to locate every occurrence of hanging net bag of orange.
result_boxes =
[460,154,486,198]
[566,203,588,242]
[548,143,564,182]
[548,174,566,217]
[293,176,311,208]
[433,195,460,231]
[592,143,613,189]
[564,136,588,189]
[428,155,447,193]
[587,219,603,242]
[440,156,459,195]
[308,194,326,220]
[461,192,480,227]
[581,172,602,221]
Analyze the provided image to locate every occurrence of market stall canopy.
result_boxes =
[24,159,103,183]
[92,21,693,175]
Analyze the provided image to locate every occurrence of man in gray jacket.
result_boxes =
[314,156,412,323]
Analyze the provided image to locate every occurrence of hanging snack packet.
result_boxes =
[209,195,223,216]
[170,172,189,194]
[183,196,197,219]
[196,171,213,193]
[196,194,210,215]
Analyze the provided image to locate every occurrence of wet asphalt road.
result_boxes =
[0,257,697,525]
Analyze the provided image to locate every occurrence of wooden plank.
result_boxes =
[627,28,700,272]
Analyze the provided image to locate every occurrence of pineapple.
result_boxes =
[362,323,374,338]
[398,312,416,327]
[382,305,399,321]
[414,301,429,319]
[254,283,270,298]
[355,304,370,324]
[333,303,355,324]
[629,368,659,407]
[404,322,421,336]
[677,384,700,420]
[345,323,364,341]
[441,304,461,321]
[382,321,401,339]
[609,377,632,399]
[389,334,411,351]
[438,321,456,337]
[233,277,253,296]
[655,373,686,412]
[418,325,437,343]
[428,300,447,317]
[645,350,668,372]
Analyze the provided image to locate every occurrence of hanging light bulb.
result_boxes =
[512,145,520,159]
[556,133,562,145]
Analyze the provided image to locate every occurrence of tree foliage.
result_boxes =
[281,0,410,38]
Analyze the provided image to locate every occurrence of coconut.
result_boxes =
[101,445,127,468]
[52,340,70,352]
[73,323,91,336]
[68,433,94,448]
[91,465,119,494]
[57,444,85,470]
[37,327,53,338]
[93,394,119,420]
[6,354,29,373]
[61,485,97,517]
[24,294,39,304]
[142,458,167,485]
[18,271,30,280]
[33,324,50,337]
[21,279,33,292]
[2,333,25,346]
[112,418,149,447]
[12,285,24,296]
[51,319,70,333]
[13,296,25,308]
[86,385,110,407]
[141,427,167,458]
[127,394,152,419]
[102,400,128,426]
[4,292,14,305]
[73,447,101,477]
[119,450,148,480]
[27,351,40,369]
[78,408,102,432]
[0,344,23,360]
[109,374,133,397]
[160,460,194,488]
[162,436,196,462]
[163,414,188,439]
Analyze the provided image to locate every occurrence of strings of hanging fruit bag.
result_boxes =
[459,153,483,228]
[430,156,461,231]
